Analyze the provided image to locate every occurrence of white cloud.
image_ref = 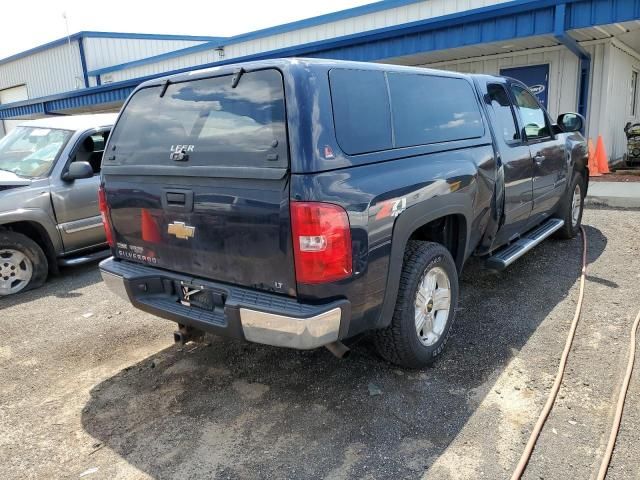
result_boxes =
[442,119,465,129]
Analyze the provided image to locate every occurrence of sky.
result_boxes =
[0,0,373,59]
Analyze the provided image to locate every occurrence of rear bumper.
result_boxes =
[99,257,350,350]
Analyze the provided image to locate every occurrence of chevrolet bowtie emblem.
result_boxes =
[167,221,195,239]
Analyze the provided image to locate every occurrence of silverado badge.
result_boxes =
[168,221,195,240]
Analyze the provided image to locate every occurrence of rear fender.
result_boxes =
[375,195,472,329]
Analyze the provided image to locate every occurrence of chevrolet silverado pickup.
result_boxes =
[99,59,587,368]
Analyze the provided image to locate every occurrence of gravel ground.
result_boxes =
[0,208,638,480]
[590,172,640,182]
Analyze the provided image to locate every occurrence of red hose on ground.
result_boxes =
[511,226,640,479]
[510,226,587,480]
[596,309,640,480]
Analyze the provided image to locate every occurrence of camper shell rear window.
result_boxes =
[107,69,288,168]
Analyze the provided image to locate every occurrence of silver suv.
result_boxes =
[0,113,117,296]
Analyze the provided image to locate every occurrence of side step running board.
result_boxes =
[486,219,564,271]
[58,248,111,267]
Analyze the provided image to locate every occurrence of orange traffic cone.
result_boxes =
[587,138,602,177]
[141,208,161,243]
[594,135,610,174]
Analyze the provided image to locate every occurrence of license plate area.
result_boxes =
[177,281,226,311]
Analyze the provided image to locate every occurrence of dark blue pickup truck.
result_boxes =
[99,58,587,368]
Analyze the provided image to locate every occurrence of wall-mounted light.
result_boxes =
[215,47,225,59]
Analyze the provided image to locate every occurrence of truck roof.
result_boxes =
[136,57,477,89]
[16,113,118,131]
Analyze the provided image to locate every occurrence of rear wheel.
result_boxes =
[0,231,48,296]
[556,172,585,239]
[374,241,459,368]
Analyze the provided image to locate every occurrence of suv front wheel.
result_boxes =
[0,231,48,296]
[374,241,459,368]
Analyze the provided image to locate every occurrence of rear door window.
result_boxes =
[487,84,520,143]
[329,69,393,155]
[107,69,287,168]
[387,72,484,148]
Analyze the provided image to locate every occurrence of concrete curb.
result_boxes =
[586,182,640,209]
[585,197,640,209]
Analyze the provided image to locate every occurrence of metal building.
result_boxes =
[1,0,640,163]
[0,31,223,135]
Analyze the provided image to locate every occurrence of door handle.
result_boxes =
[166,193,186,205]
[534,154,546,164]
[162,189,194,212]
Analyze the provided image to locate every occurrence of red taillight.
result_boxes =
[98,186,115,248]
[290,202,352,284]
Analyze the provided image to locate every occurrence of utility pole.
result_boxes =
[63,12,82,89]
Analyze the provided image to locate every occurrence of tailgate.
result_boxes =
[102,68,297,296]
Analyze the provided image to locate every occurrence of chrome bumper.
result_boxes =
[239,307,341,350]
[100,265,343,350]
[101,270,129,300]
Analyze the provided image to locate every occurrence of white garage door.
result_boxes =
[0,85,29,135]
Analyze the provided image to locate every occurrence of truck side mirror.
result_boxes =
[63,161,94,181]
[557,113,584,133]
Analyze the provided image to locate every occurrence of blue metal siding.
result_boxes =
[0,103,45,118]
[305,8,555,61]
[567,0,640,29]
[79,31,224,41]
[0,84,135,119]
[46,86,135,112]
[77,39,89,88]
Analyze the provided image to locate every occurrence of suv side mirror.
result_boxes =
[63,161,94,181]
[557,112,584,133]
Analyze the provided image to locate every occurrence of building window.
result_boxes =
[631,70,639,116]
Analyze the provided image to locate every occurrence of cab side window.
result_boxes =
[72,130,110,175]
[510,84,550,141]
[487,84,520,143]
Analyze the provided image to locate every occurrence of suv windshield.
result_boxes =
[0,126,72,178]
[107,68,288,169]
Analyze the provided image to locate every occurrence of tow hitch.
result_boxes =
[325,341,351,359]
[173,325,204,345]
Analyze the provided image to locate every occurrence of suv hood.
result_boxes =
[0,170,31,188]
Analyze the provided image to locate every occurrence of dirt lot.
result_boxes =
[591,171,640,182]
[1,208,639,480]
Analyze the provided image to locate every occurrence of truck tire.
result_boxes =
[374,241,459,368]
[556,172,585,239]
[0,231,48,296]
